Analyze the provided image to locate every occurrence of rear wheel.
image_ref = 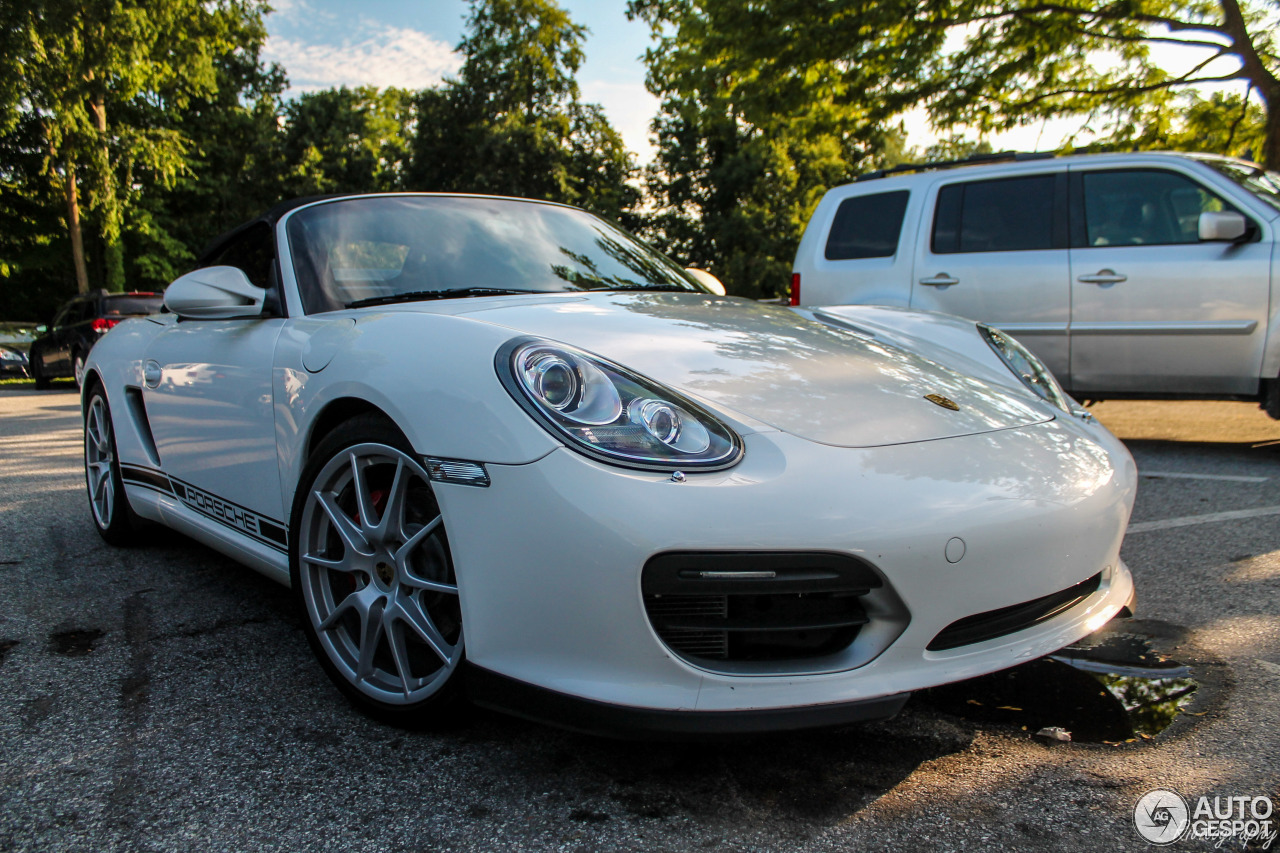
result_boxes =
[290,416,466,725]
[84,388,139,545]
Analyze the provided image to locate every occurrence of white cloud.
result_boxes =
[264,25,462,93]
[580,79,659,165]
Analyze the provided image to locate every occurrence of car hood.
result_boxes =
[436,292,1052,448]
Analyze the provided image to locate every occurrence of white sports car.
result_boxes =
[83,193,1137,735]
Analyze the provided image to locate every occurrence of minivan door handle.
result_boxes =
[919,273,959,287]
[1077,269,1127,285]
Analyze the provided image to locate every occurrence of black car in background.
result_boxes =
[29,290,164,389]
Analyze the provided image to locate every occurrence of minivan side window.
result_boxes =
[931,174,1057,254]
[1080,169,1236,247]
[824,190,910,260]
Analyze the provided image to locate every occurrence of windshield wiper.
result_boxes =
[591,284,694,293]
[346,287,542,309]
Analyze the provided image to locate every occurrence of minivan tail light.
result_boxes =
[92,318,121,332]
[789,273,800,306]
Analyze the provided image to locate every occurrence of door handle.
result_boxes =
[1077,269,1127,285]
[919,273,960,287]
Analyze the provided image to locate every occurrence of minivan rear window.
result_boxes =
[824,190,909,260]
[932,175,1056,254]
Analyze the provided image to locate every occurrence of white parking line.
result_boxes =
[1128,505,1280,534]
[1140,471,1268,483]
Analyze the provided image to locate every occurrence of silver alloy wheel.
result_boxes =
[297,443,462,705]
[85,395,115,529]
[73,354,86,389]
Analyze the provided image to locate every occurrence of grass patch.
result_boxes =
[0,377,75,388]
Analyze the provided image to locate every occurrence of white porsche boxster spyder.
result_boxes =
[82,193,1137,735]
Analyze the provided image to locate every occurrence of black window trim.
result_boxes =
[929,171,1068,256]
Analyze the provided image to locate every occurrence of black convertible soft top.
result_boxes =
[195,194,346,267]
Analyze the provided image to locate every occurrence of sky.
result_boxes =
[262,1,1251,166]
[262,0,661,161]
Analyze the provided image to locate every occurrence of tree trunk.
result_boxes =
[1263,97,1280,170]
[64,159,90,295]
[89,92,124,292]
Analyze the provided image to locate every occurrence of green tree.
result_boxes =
[280,86,416,197]
[0,0,268,293]
[630,0,913,299]
[125,16,287,287]
[632,1,1280,168]
[0,112,75,321]
[929,1,1280,167]
[408,0,639,224]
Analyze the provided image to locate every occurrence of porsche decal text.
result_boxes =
[120,465,288,551]
[178,483,261,535]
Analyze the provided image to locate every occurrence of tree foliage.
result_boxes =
[929,1,1280,166]
[630,0,914,299]
[408,0,639,225]
[633,1,1280,168]
[1,0,268,295]
[281,86,416,197]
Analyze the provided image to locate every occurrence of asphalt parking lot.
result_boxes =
[1,387,1278,852]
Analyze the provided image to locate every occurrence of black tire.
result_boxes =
[84,387,140,546]
[73,351,86,390]
[31,354,50,390]
[289,415,467,726]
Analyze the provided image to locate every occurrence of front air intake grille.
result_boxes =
[927,572,1103,652]
[641,552,883,665]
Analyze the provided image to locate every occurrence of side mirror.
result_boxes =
[1199,210,1247,242]
[165,266,266,319]
[684,267,726,296]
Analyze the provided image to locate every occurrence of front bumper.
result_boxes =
[433,415,1137,720]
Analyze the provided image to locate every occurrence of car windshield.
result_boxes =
[1196,157,1280,214]
[102,295,163,316]
[285,196,707,314]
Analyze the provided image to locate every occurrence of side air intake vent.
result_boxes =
[928,572,1103,652]
[124,386,161,467]
[642,551,883,666]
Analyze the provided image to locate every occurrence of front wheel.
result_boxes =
[31,353,50,390]
[290,416,466,725]
[84,388,139,545]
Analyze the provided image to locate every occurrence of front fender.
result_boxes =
[273,311,561,511]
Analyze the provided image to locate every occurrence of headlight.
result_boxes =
[978,324,1077,415]
[497,338,743,471]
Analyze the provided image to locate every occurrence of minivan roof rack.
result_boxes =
[855,150,1056,182]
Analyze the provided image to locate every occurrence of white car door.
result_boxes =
[141,223,290,543]
[1067,165,1271,395]
[909,169,1072,380]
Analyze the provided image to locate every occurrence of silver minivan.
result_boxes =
[791,152,1280,414]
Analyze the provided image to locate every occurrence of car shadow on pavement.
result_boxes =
[446,703,974,827]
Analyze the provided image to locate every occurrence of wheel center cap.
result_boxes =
[374,561,395,585]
